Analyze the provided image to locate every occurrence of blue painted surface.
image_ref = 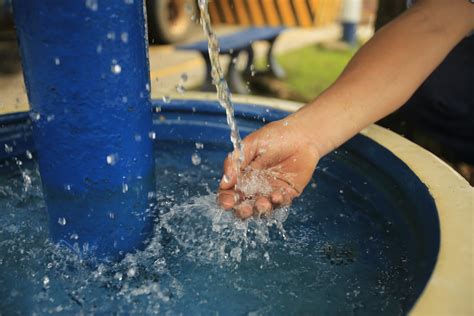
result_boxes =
[342,22,357,45]
[178,27,285,53]
[12,0,155,261]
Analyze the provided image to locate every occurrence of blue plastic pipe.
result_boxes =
[13,0,155,261]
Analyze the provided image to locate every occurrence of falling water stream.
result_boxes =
[197,0,244,170]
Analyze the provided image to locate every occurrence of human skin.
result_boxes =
[218,0,474,219]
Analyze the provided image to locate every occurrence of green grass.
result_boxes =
[274,45,357,101]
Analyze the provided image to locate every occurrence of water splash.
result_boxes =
[0,144,416,314]
[158,192,289,267]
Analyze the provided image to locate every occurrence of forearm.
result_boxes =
[290,0,474,158]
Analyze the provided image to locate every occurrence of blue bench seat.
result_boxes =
[177,27,286,94]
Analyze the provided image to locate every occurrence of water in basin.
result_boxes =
[0,140,422,315]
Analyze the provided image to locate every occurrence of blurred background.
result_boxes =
[0,0,385,113]
[2,0,472,184]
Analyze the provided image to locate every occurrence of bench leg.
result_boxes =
[267,37,286,79]
[227,49,251,95]
[200,52,216,92]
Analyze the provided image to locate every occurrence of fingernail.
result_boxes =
[222,174,230,184]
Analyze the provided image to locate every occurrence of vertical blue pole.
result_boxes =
[12,0,155,261]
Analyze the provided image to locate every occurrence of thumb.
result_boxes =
[219,152,238,189]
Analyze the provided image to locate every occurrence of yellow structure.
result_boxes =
[208,0,342,27]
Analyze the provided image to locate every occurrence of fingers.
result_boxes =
[219,169,301,219]
[217,190,237,210]
[234,201,253,219]
[218,189,272,218]
[271,186,298,207]
[255,196,272,216]
[234,196,272,220]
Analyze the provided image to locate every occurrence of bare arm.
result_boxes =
[219,0,474,218]
[290,0,474,158]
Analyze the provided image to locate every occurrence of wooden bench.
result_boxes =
[177,27,285,94]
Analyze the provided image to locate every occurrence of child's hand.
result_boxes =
[218,117,320,219]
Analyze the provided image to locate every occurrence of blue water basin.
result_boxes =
[0,99,439,315]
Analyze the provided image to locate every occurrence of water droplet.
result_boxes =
[134,133,142,142]
[124,0,134,3]
[107,31,116,40]
[283,120,289,126]
[250,64,256,76]
[106,153,118,165]
[30,111,41,122]
[4,144,13,153]
[339,189,344,194]
[42,276,50,288]
[120,32,129,43]
[148,131,156,140]
[127,267,137,277]
[25,150,33,159]
[191,153,201,166]
[111,64,122,75]
[58,217,67,226]
[230,247,242,262]
[263,251,270,262]
[85,0,98,11]
[114,272,123,281]
[176,84,185,94]
[195,142,204,149]
[122,183,128,193]
[70,233,79,240]
[54,57,61,65]
[108,211,115,219]
[65,184,71,191]
[96,44,103,54]
[311,183,317,188]
[47,114,55,122]
[162,95,171,103]
[122,96,128,103]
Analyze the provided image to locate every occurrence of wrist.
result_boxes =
[287,91,363,158]
[286,103,336,159]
